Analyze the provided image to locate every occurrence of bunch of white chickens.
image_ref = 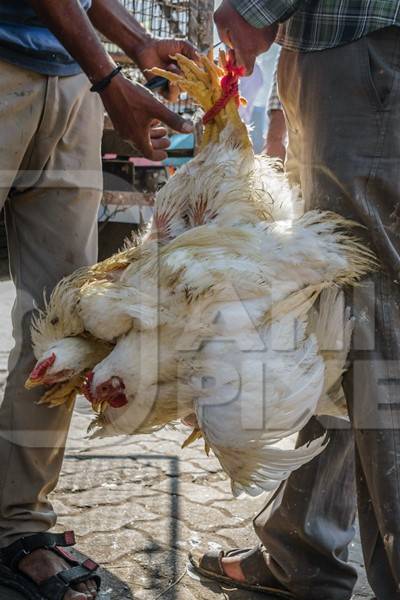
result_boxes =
[26,52,375,497]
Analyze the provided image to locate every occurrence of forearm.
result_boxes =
[263,109,286,161]
[229,0,304,28]
[27,0,116,82]
[88,0,151,60]
[263,49,286,156]
[28,0,195,159]
[266,109,286,145]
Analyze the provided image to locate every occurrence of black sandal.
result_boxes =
[0,531,101,600]
[189,546,295,598]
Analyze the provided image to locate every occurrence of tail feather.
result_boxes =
[223,434,329,497]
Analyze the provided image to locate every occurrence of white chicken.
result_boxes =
[83,213,372,494]
[26,55,296,402]
[26,52,375,496]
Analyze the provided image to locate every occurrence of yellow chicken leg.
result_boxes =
[149,51,251,148]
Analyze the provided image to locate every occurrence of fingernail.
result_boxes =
[182,121,193,133]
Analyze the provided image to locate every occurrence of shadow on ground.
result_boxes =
[186,572,288,600]
[64,453,183,599]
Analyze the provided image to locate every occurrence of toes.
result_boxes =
[65,588,88,600]
[86,584,97,600]
[88,579,98,597]
[73,582,91,599]
[75,580,97,599]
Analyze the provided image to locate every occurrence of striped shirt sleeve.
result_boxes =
[230,0,304,28]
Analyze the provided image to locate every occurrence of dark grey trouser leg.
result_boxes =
[256,25,400,600]
[345,273,400,600]
[254,417,357,600]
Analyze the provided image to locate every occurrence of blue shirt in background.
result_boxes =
[0,0,92,76]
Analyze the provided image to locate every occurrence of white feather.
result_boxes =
[30,117,374,497]
[309,288,353,418]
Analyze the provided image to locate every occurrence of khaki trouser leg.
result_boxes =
[254,27,400,600]
[0,60,103,547]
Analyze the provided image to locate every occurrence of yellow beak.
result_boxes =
[24,377,43,390]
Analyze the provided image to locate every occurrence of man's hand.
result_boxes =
[264,139,286,163]
[100,74,193,161]
[88,1,199,101]
[214,0,278,74]
[134,38,198,102]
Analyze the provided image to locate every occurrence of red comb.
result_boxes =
[30,353,56,381]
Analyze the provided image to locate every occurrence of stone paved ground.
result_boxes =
[0,278,373,600]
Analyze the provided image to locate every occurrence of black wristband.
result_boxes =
[90,66,122,93]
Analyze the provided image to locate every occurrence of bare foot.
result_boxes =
[221,556,246,583]
[19,548,98,599]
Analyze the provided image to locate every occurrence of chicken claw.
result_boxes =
[148,53,251,147]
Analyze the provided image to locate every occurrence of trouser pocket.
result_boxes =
[362,25,400,111]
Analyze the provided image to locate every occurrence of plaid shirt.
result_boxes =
[231,0,400,51]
